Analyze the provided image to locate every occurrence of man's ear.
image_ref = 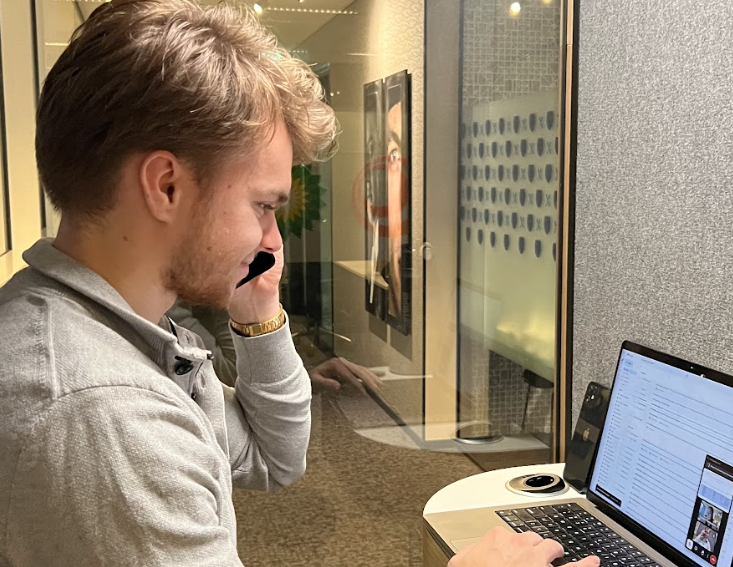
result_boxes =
[138,151,193,223]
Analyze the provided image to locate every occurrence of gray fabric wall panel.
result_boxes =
[572,1,733,426]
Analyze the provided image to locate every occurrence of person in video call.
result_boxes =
[694,525,715,551]
[0,1,599,566]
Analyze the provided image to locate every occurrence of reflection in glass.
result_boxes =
[0,62,6,255]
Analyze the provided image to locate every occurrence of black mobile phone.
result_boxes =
[563,381,611,493]
[235,252,276,288]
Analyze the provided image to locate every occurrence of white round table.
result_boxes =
[424,463,581,516]
[423,463,584,566]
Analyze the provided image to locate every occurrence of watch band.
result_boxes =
[230,304,286,337]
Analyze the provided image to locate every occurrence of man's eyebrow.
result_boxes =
[389,129,401,148]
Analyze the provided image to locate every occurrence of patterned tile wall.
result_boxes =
[460,332,553,436]
[462,0,561,106]
[459,0,561,438]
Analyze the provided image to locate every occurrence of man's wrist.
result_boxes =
[230,304,286,337]
[228,298,281,326]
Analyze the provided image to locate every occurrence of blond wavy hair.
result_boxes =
[36,0,338,219]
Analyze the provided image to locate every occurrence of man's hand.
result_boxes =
[228,248,283,325]
[309,357,383,395]
[448,528,600,567]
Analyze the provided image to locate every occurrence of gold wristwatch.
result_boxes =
[230,304,286,337]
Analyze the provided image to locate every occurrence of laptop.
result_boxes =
[425,341,733,567]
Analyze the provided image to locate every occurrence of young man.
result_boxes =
[0,2,598,566]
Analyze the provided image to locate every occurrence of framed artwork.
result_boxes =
[363,70,412,336]
[363,79,387,320]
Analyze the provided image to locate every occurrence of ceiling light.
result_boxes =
[253,3,263,15]
[509,2,521,16]
[267,6,358,15]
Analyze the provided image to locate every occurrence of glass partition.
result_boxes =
[0,25,8,255]
[454,0,563,465]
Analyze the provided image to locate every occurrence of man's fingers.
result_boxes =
[533,537,565,561]
[327,358,368,395]
[514,530,544,546]
[340,357,383,391]
[574,555,600,567]
[309,375,341,392]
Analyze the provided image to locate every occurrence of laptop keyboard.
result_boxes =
[497,503,662,566]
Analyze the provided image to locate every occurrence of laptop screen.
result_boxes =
[589,345,733,567]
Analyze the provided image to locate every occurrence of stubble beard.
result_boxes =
[163,218,235,310]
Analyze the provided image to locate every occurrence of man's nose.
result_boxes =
[261,215,283,253]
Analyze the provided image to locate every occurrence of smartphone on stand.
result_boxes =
[563,381,611,493]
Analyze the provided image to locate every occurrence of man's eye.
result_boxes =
[389,148,400,163]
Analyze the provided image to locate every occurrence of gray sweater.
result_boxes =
[0,239,312,566]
